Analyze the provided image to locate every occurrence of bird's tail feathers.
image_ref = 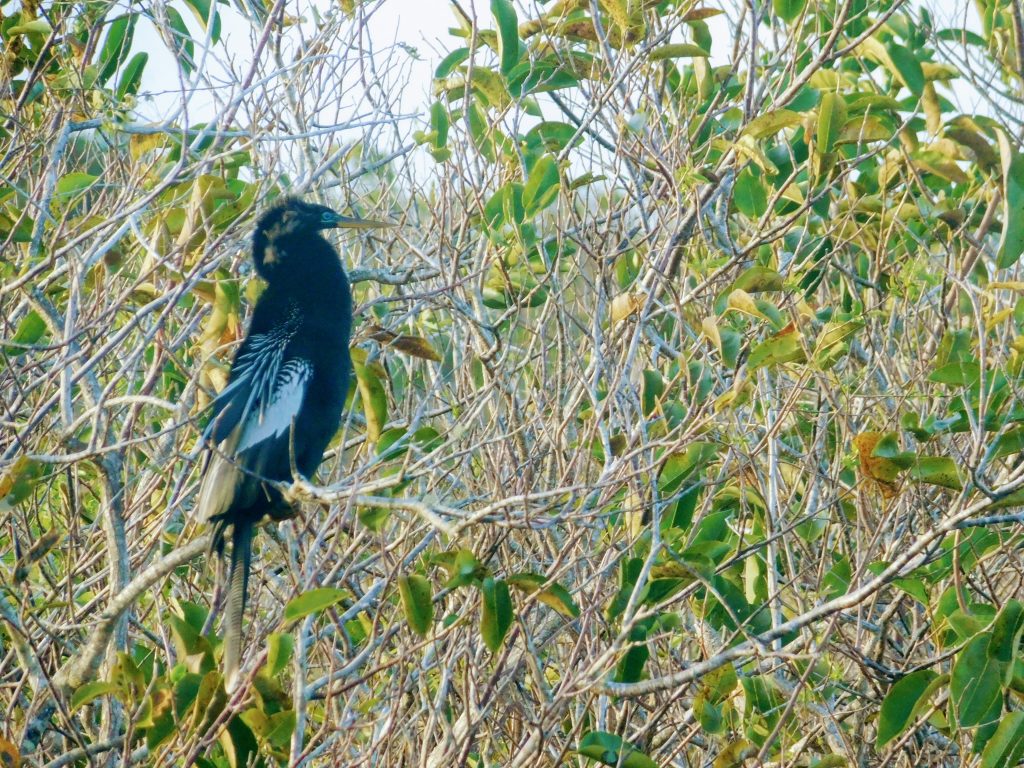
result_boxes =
[208,515,231,561]
[196,451,240,526]
[223,517,254,692]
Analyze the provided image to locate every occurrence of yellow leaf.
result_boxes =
[726,289,760,318]
[837,114,895,145]
[923,81,942,135]
[352,348,388,444]
[624,488,644,537]
[701,317,721,349]
[610,291,645,324]
[814,319,863,354]
[779,181,805,204]
[922,61,959,80]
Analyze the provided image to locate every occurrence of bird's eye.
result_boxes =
[321,211,335,223]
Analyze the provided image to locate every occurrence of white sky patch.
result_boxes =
[131,0,457,122]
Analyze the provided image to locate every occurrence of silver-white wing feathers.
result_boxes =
[236,358,312,452]
[196,326,311,522]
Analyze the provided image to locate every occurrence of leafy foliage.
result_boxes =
[3,0,1024,766]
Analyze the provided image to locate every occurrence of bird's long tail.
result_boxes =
[224,517,254,691]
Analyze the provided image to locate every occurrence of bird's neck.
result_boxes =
[255,232,351,303]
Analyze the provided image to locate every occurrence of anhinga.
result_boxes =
[196,196,390,691]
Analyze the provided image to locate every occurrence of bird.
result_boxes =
[195,195,391,691]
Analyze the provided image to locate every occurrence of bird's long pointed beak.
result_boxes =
[332,214,394,229]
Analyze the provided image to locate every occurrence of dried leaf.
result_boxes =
[366,326,442,361]
[853,432,903,498]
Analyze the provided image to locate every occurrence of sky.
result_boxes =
[132,0,460,122]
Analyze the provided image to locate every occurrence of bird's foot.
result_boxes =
[281,477,315,506]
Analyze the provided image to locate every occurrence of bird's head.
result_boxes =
[253,196,392,278]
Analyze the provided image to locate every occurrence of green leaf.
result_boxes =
[743,109,801,139]
[265,633,294,677]
[168,614,214,669]
[606,557,646,622]
[694,694,723,733]
[887,42,925,96]
[5,310,47,351]
[507,57,580,96]
[98,14,137,84]
[483,182,525,240]
[181,0,221,43]
[733,166,768,218]
[522,154,560,217]
[507,572,580,617]
[951,632,1004,727]
[816,91,848,157]
[813,319,864,368]
[577,731,657,768]
[428,101,450,162]
[283,587,347,622]
[435,47,469,78]
[7,19,52,35]
[648,43,709,59]
[164,7,195,75]
[71,680,121,712]
[265,710,297,750]
[220,712,258,768]
[491,0,520,75]
[822,554,852,598]
[187,670,226,731]
[480,577,513,652]
[935,27,987,46]
[659,442,718,494]
[641,369,664,416]
[524,121,578,154]
[981,712,1024,768]
[989,600,1024,668]
[466,102,497,162]
[435,548,484,588]
[117,52,148,99]
[55,172,99,198]
[811,757,851,768]
[614,625,649,683]
[173,671,203,714]
[998,131,1024,268]
[871,433,916,468]
[748,327,806,369]
[947,608,990,641]
[143,686,175,748]
[876,670,938,747]
[398,574,434,636]
[733,265,784,293]
[928,360,980,386]
[908,456,962,490]
[773,0,806,23]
